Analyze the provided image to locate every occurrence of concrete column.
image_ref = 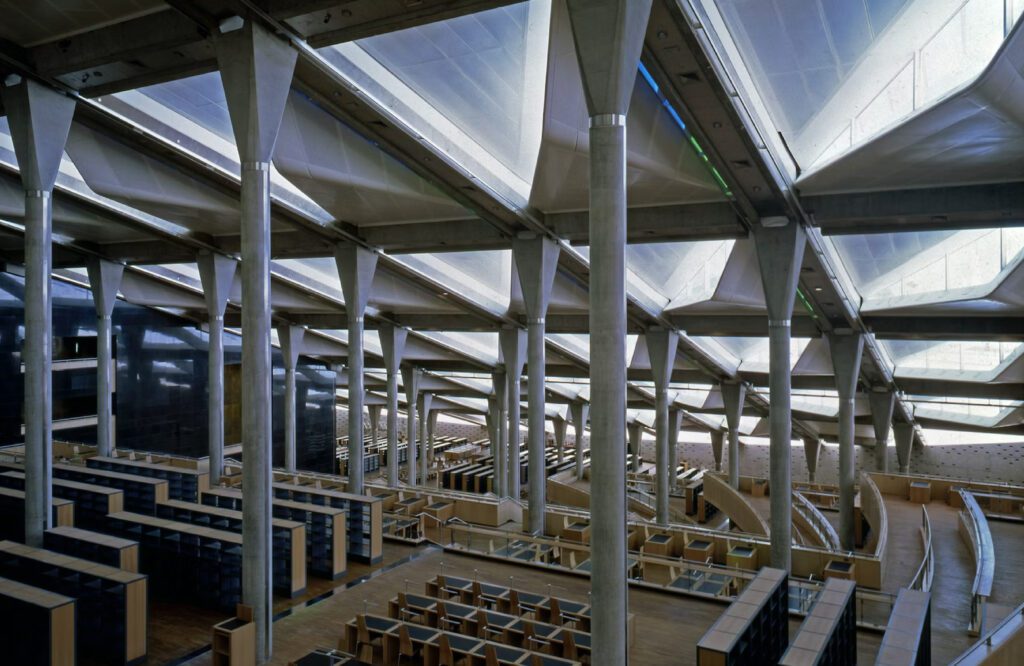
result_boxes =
[894,423,914,474]
[336,245,378,495]
[803,436,822,483]
[513,234,560,533]
[721,382,747,488]
[829,332,864,551]
[552,416,568,464]
[646,327,679,525]
[710,431,725,473]
[277,325,304,472]
[627,422,642,473]
[668,408,684,488]
[419,393,433,483]
[379,323,407,488]
[2,78,75,548]
[566,3,652,655]
[869,390,896,473]
[753,219,806,572]
[427,410,438,464]
[216,20,297,661]
[491,371,508,497]
[499,327,526,499]
[569,401,590,481]
[485,397,500,462]
[86,258,124,457]
[368,405,381,452]
[198,252,236,484]
[401,366,421,486]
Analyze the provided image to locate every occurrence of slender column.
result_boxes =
[829,332,864,551]
[2,79,75,548]
[668,408,684,488]
[401,366,421,485]
[646,326,678,525]
[491,371,508,496]
[569,401,590,481]
[336,245,378,495]
[485,397,500,461]
[368,405,381,451]
[753,219,806,572]
[513,234,559,533]
[627,422,642,473]
[894,423,914,474]
[721,382,746,488]
[198,253,236,484]
[216,20,297,661]
[419,393,433,483]
[86,258,124,457]
[869,390,896,473]
[566,4,652,656]
[277,325,304,472]
[710,431,725,472]
[379,324,407,488]
[427,410,438,463]
[803,436,822,483]
[499,327,526,499]
[552,416,568,464]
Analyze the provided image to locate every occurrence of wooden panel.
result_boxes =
[224,363,242,447]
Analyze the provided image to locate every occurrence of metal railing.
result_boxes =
[909,505,935,592]
[951,601,1024,665]
[959,490,995,637]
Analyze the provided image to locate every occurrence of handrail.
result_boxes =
[951,601,1024,665]
[793,491,840,550]
[909,505,935,592]
[959,490,995,636]
[859,472,889,558]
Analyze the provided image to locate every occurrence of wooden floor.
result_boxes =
[177,546,887,665]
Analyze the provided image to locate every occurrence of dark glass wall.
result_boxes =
[0,272,335,473]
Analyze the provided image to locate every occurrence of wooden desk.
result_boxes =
[212,615,255,666]
[644,533,674,557]
[726,545,758,571]
[824,559,856,581]
[751,479,769,498]
[561,521,591,544]
[423,501,455,523]
[394,496,427,516]
[908,481,931,504]
[684,538,715,564]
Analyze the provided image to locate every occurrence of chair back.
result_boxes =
[508,589,521,614]
[399,624,415,657]
[356,614,370,643]
[438,634,455,666]
[472,580,484,605]
[548,597,561,624]
[485,644,500,666]
[562,629,578,660]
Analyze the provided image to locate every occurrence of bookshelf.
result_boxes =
[154,499,306,597]
[271,482,382,564]
[0,488,74,540]
[780,578,856,666]
[0,540,147,665]
[0,576,76,666]
[52,463,169,514]
[44,525,139,572]
[86,456,208,502]
[696,567,788,665]
[0,470,123,527]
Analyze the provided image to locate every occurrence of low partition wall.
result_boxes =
[792,491,840,550]
[859,472,888,559]
[871,472,1024,503]
[702,473,769,536]
[524,504,885,589]
[365,481,522,528]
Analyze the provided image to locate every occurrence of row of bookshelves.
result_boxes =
[86,456,208,502]
[0,470,123,527]
[697,567,789,665]
[53,463,168,514]
[44,526,139,572]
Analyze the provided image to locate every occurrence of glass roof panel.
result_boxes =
[699,336,810,372]
[829,227,1024,301]
[419,331,500,365]
[356,0,546,183]
[884,340,1022,375]
[707,0,1015,168]
[390,250,511,315]
[625,240,734,305]
[273,258,344,302]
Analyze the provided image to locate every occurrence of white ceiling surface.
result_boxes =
[797,10,1024,193]
[274,91,474,225]
[529,0,724,212]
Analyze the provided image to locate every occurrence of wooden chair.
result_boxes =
[437,575,458,599]
[397,624,420,664]
[437,603,462,633]
[437,634,467,666]
[548,597,573,628]
[478,613,505,642]
[522,621,552,654]
[484,644,501,666]
[355,614,381,663]
[509,589,538,618]
[561,630,578,661]
[397,592,424,624]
